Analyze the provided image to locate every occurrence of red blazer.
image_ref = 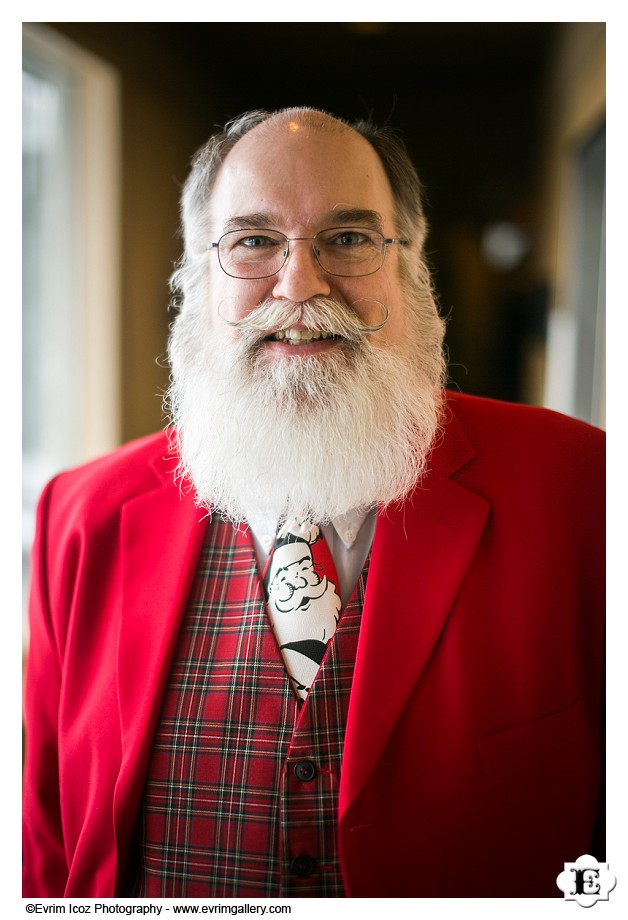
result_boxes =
[22,392,605,898]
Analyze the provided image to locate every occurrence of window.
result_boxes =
[22,25,121,639]
[544,124,606,428]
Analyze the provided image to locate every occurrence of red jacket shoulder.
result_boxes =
[445,390,604,468]
[442,391,604,534]
[43,429,175,509]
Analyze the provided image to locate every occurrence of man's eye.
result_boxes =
[237,235,277,249]
[329,231,369,247]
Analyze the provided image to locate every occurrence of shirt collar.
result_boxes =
[329,509,370,549]
[245,508,371,552]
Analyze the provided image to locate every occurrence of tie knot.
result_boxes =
[277,517,321,545]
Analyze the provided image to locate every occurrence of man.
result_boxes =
[23,107,604,898]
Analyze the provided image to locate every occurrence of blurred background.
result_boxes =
[22,21,606,607]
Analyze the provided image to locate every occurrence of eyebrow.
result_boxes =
[222,213,277,233]
[222,208,385,234]
[326,207,384,231]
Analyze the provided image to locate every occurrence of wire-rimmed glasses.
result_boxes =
[207,227,408,280]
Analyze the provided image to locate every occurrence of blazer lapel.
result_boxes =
[113,461,207,884]
[340,407,490,816]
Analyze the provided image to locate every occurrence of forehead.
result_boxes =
[208,118,396,232]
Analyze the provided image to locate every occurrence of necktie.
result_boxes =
[263,517,342,701]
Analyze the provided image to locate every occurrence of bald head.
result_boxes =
[177,107,430,264]
[209,110,395,238]
[251,106,358,143]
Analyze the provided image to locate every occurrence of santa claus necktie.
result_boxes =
[263,517,342,701]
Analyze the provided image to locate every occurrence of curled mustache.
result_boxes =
[216,296,389,344]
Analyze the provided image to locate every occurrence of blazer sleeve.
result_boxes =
[23,477,69,897]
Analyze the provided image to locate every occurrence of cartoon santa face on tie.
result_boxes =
[266,534,341,697]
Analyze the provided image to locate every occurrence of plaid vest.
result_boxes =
[128,517,367,897]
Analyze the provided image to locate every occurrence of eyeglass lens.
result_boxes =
[218,228,386,279]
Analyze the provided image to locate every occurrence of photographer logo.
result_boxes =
[556,855,616,907]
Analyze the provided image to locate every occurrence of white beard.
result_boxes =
[166,293,445,525]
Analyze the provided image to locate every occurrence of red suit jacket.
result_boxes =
[22,392,605,897]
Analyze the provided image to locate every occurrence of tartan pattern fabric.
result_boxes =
[128,516,368,898]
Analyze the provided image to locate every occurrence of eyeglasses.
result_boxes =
[207,227,408,280]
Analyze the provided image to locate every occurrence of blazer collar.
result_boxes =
[340,401,490,816]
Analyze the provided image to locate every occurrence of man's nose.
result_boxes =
[271,239,332,302]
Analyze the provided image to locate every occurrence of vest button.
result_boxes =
[291,854,317,877]
[294,759,316,782]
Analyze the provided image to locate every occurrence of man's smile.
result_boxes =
[262,323,343,354]
[266,327,338,344]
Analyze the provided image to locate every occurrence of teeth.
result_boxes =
[272,328,333,344]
